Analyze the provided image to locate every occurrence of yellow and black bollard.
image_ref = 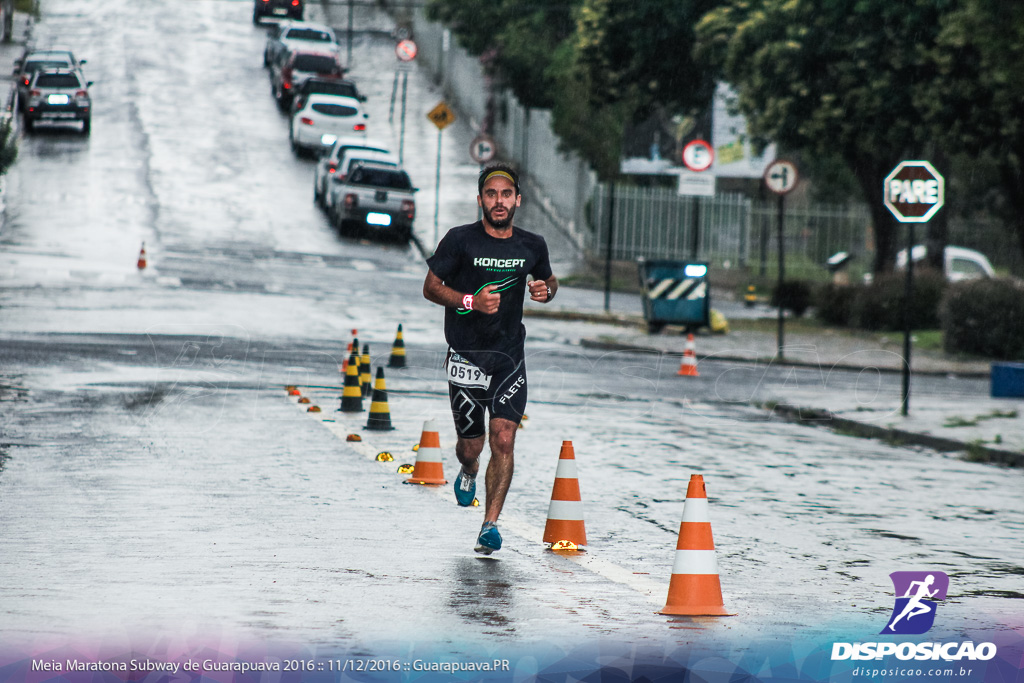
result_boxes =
[744,285,757,308]
[365,367,395,431]
[339,350,363,412]
[360,343,372,397]
[388,323,407,368]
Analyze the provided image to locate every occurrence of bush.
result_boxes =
[771,280,813,317]
[850,268,947,331]
[815,283,858,326]
[940,278,1024,359]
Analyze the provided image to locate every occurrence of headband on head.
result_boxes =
[482,170,517,189]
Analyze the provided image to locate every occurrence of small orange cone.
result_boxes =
[405,419,447,485]
[677,333,699,376]
[137,243,147,270]
[542,441,587,549]
[660,474,734,616]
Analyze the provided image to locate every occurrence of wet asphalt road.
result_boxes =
[0,0,1021,664]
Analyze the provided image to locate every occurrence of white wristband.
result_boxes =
[462,294,474,311]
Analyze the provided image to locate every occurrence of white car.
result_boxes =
[896,245,996,282]
[264,21,339,67]
[289,93,367,156]
[313,137,392,208]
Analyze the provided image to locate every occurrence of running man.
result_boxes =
[422,163,557,554]
[886,574,938,632]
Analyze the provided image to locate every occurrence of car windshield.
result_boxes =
[286,29,332,42]
[25,60,70,72]
[292,55,339,73]
[310,103,357,117]
[35,73,81,88]
[307,81,358,99]
[349,168,412,190]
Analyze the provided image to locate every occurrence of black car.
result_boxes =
[291,77,364,113]
[253,0,302,23]
[23,68,92,135]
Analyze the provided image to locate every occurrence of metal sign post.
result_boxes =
[427,102,456,246]
[393,41,416,166]
[681,139,714,259]
[884,160,945,416]
[763,159,799,359]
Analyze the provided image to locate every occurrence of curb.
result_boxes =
[524,307,644,327]
[577,338,991,379]
[767,404,1024,468]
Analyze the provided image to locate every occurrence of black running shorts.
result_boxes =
[446,350,527,439]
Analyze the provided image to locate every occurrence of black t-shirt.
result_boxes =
[427,221,553,373]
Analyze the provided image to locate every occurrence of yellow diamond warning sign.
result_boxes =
[427,101,455,131]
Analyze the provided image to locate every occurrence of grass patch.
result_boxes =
[944,409,1019,428]
[875,329,944,351]
[964,441,991,463]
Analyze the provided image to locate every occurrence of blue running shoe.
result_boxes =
[454,468,476,507]
[474,521,502,554]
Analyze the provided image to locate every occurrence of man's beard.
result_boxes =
[484,203,516,230]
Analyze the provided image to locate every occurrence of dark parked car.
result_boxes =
[23,68,92,135]
[270,50,344,109]
[290,77,364,113]
[253,0,302,23]
[13,51,79,111]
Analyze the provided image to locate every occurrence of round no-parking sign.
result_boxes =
[682,139,714,172]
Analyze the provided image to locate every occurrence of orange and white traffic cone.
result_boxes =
[137,243,147,270]
[677,333,699,376]
[543,440,587,550]
[405,419,447,485]
[660,474,734,616]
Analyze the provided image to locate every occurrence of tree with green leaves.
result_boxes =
[927,0,1024,264]
[424,0,579,110]
[696,0,957,274]
[554,0,722,180]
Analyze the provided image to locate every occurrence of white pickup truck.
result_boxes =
[896,245,996,282]
[325,161,417,242]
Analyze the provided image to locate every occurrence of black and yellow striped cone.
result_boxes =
[388,323,407,368]
[360,343,372,397]
[339,350,363,412]
[365,367,395,431]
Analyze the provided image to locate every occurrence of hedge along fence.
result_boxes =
[940,278,1024,359]
[813,269,948,331]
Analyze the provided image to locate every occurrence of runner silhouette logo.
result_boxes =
[882,571,949,635]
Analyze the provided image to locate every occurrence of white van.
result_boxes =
[896,245,996,282]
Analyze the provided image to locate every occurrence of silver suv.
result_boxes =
[24,68,92,135]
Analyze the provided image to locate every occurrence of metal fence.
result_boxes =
[589,184,875,280]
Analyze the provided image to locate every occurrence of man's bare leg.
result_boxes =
[482,417,517,524]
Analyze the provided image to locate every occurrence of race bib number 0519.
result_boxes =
[447,352,490,389]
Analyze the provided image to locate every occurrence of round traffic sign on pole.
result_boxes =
[884,160,944,223]
[764,159,798,195]
[469,135,496,164]
[395,39,417,62]
[682,139,714,172]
